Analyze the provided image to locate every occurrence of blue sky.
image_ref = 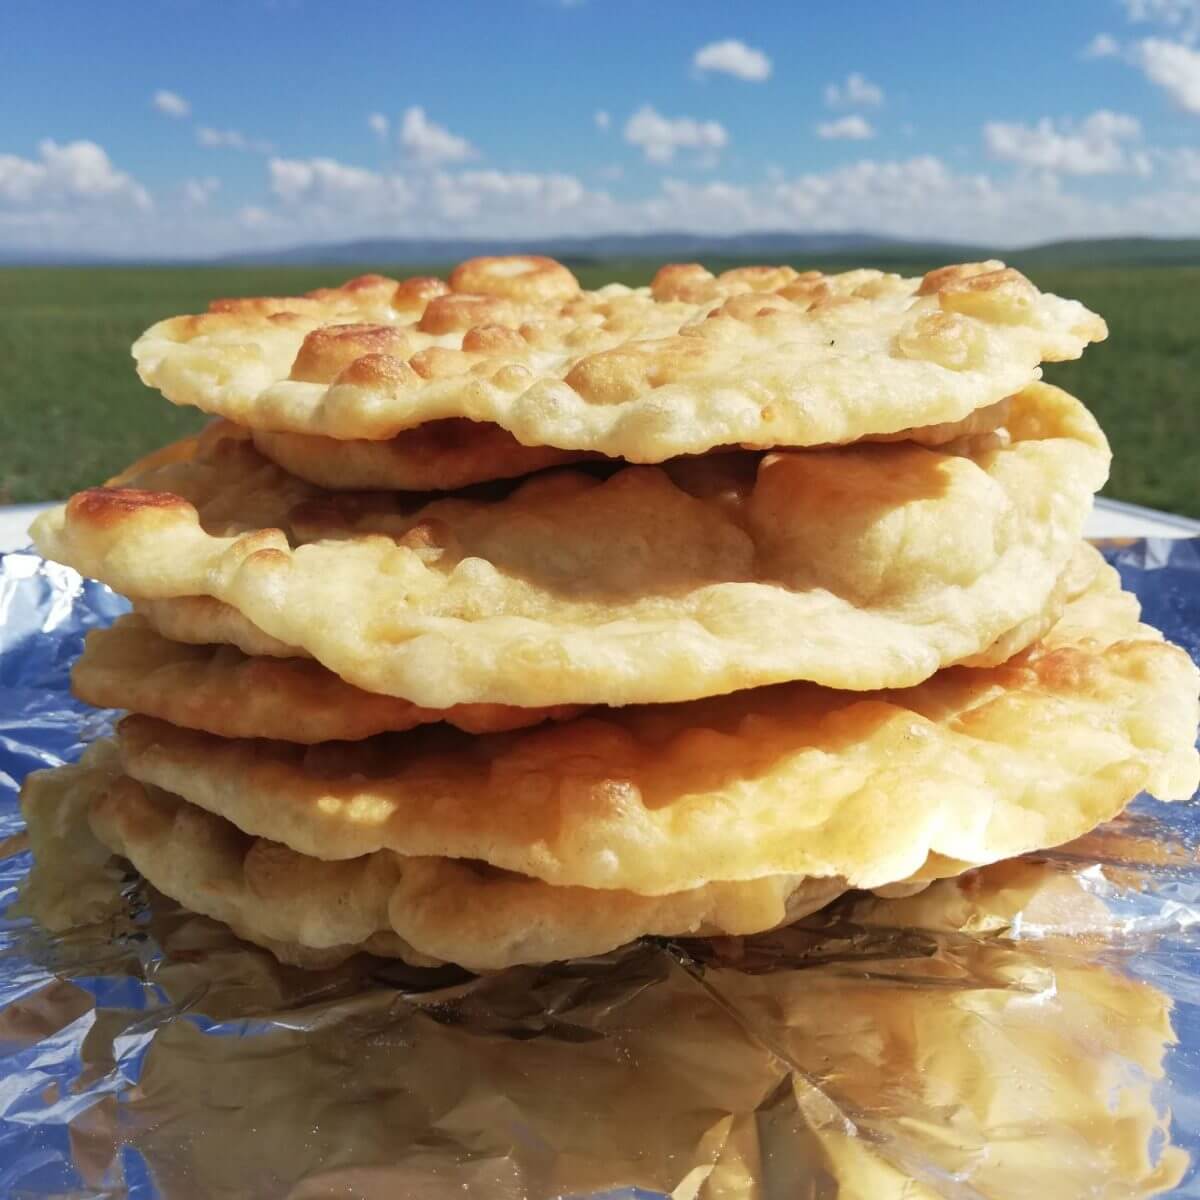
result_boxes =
[6,0,1200,256]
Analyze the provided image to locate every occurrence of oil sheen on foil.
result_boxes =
[0,539,1198,1199]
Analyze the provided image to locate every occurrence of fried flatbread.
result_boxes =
[33,384,1110,707]
[111,553,1200,897]
[131,256,1105,461]
[17,748,848,971]
[73,615,580,741]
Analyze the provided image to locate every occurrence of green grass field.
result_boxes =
[1,261,1197,516]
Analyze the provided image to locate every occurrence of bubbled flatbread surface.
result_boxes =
[131,255,1106,459]
[112,552,1200,897]
[33,384,1110,708]
[74,614,579,742]
[19,748,848,971]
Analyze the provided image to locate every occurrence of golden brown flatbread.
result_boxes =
[32,384,1109,707]
[131,256,1105,461]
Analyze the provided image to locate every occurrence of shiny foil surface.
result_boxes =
[0,539,1198,1199]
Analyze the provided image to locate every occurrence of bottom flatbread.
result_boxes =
[18,744,850,971]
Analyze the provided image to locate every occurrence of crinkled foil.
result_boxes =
[1,540,1199,1199]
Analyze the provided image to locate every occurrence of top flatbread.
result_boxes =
[132,256,1106,460]
[32,384,1109,707]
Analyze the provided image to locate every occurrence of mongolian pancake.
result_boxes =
[131,255,1105,460]
[110,553,1200,897]
[17,745,849,971]
[73,615,580,742]
[32,383,1110,708]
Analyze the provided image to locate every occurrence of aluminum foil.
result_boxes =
[0,540,1198,1199]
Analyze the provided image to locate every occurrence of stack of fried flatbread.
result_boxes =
[21,256,1200,971]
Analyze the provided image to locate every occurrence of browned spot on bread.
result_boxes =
[209,296,296,316]
[408,348,472,380]
[718,265,801,292]
[943,266,1033,296]
[462,324,526,355]
[450,255,579,303]
[333,352,421,390]
[243,547,291,570]
[711,293,793,323]
[518,320,561,349]
[650,263,717,303]
[917,261,1006,296]
[392,275,450,312]
[338,273,396,295]
[774,278,834,308]
[290,324,415,383]
[418,294,521,335]
[565,336,724,404]
[67,488,191,527]
[304,274,398,305]
[268,312,310,329]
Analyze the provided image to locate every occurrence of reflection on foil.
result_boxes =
[0,541,1197,1199]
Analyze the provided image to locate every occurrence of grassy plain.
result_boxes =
[1,260,1196,516]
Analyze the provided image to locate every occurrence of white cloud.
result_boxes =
[1082,32,1121,58]
[692,39,772,82]
[431,169,590,223]
[1133,37,1200,110]
[367,112,390,138]
[269,156,407,209]
[21,142,1200,256]
[265,156,607,236]
[1084,32,1118,58]
[620,154,1200,246]
[1122,0,1200,40]
[182,176,220,206]
[398,106,475,164]
[0,140,151,210]
[816,115,875,140]
[594,109,611,131]
[984,110,1143,174]
[823,72,884,108]
[623,104,728,164]
[0,139,159,254]
[197,126,274,154]
[152,89,191,118]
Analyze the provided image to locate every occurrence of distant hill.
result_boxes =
[1005,237,1200,269]
[214,232,1200,270]
[6,233,1200,269]
[216,230,933,267]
